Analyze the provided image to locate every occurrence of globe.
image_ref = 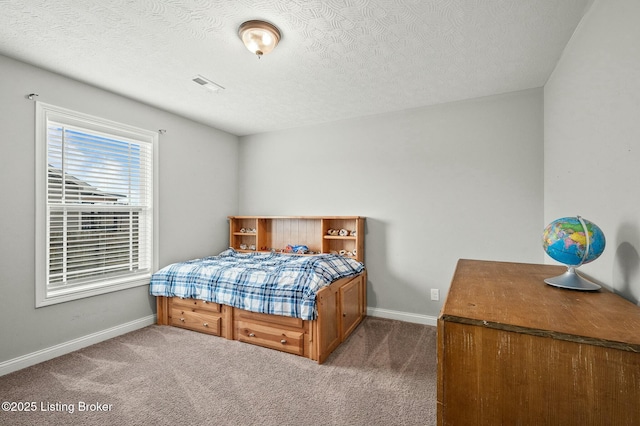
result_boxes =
[542,216,606,291]
[543,217,606,266]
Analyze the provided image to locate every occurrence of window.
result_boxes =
[35,102,157,307]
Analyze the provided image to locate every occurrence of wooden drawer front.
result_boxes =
[171,308,221,336]
[235,309,304,328]
[236,321,304,355]
[171,297,220,313]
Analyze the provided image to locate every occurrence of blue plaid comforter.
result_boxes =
[149,249,365,320]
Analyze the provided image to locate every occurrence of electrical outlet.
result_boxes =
[430,288,439,301]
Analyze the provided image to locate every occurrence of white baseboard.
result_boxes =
[0,315,156,377]
[367,307,438,326]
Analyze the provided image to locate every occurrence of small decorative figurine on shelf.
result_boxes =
[285,244,309,254]
[327,228,355,237]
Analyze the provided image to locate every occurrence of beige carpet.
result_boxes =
[0,317,437,426]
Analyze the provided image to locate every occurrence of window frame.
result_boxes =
[35,102,158,307]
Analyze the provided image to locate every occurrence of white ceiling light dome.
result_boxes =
[238,20,281,58]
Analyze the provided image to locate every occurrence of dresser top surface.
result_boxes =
[441,259,640,349]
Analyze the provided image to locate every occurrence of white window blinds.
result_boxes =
[36,102,157,306]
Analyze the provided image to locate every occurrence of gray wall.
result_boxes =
[9,0,636,364]
[0,54,239,363]
[239,89,545,320]
[544,0,640,303]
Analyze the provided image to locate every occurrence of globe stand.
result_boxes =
[544,266,601,291]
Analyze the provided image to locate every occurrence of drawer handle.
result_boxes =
[343,313,347,317]
[249,333,256,337]
[203,322,208,327]
[280,339,287,344]
[180,317,185,322]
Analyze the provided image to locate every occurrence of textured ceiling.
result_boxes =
[0,0,591,136]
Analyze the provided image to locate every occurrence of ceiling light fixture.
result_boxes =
[238,20,281,58]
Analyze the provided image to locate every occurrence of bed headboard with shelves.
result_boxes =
[228,216,365,263]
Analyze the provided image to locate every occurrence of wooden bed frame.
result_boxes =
[155,216,367,364]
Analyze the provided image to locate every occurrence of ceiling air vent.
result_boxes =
[192,75,225,92]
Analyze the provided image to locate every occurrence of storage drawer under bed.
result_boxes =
[171,297,221,312]
[171,308,221,335]
[169,298,225,336]
[236,320,305,355]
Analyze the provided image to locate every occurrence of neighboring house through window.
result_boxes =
[35,102,158,307]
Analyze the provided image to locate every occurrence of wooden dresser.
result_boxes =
[437,259,640,426]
